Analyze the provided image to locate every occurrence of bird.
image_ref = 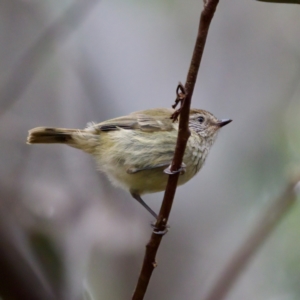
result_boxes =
[27,108,232,218]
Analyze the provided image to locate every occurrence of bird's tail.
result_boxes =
[27,127,78,144]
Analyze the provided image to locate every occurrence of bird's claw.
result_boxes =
[150,222,170,235]
[164,162,186,175]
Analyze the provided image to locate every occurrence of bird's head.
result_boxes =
[189,109,232,139]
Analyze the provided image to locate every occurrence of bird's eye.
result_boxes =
[198,116,205,124]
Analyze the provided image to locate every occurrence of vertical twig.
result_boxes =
[203,178,300,300]
[132,1,220,299]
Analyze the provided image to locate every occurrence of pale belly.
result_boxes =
[98,146,206,195]
[93,129,209,195]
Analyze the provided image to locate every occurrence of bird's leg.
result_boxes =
[131,192,158,219]
[130,193,169,235]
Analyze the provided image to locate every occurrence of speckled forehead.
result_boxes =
[189,109,218,121]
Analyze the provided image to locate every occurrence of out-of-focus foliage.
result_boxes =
[0,0,300,299]
[29,231,64,292]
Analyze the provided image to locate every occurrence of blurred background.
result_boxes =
[1,0,300,299]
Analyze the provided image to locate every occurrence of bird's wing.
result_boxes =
[126,162,171,174]
[93,108,176,132]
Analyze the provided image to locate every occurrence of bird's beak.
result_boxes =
[218,119,232,127]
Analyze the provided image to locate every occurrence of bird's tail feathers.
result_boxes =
[27,127,78,144]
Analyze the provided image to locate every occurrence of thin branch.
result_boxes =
[132,1,220,299]
[203,177,300,300]
[0,0,100,118]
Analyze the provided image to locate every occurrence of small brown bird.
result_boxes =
[27,108,231,218]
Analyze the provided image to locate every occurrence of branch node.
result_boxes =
[171,82,187,121]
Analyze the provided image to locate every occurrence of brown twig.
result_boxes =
[203,177,300,300]
[132,1,220,299]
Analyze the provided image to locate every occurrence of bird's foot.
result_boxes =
[150,222,170,235]
[164,162,186,175]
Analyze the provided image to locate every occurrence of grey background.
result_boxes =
[1,0,300,299]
